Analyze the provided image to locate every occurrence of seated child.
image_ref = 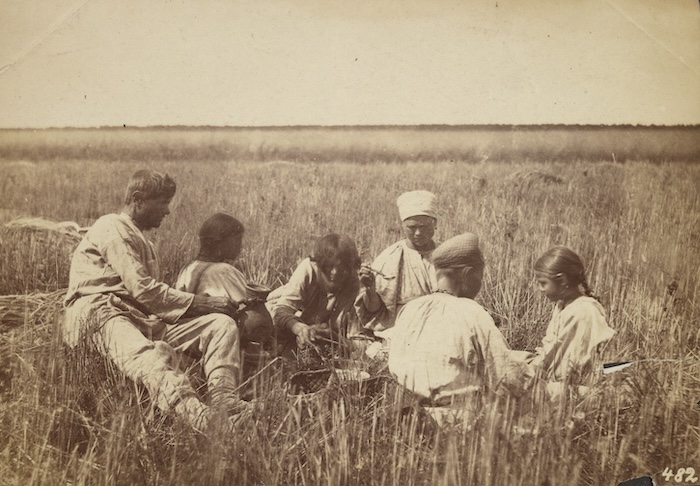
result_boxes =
[528,246,615,397]
[176,212,274,350]
[389,233,534,427]
[266,233,362,361]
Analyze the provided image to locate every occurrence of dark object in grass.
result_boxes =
[295,341,337,369]
[617,476,653,486]
[288,369,332,396]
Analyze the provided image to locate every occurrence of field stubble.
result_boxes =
[0,150,698,485]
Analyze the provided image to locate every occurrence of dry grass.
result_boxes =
[1,126,699,164]
[0,130,698,485]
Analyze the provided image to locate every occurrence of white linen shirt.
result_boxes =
[388,292,532,401]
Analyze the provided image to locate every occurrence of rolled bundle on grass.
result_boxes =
[4,217,88,240]
[0,289,66,331]
[1,217,88,293]
[508,169,564,186]
[508,169,565,196]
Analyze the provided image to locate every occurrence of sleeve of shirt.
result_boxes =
[354,249,395,330]
[531,299,617,384]
[471,312,534,397]
[354,280,390,327]
[537,317,583,379]
[528,311,558,370]
[267,259,313,332]
[198,264,248,302]
[533,308,598,381]
[100,228,194,324]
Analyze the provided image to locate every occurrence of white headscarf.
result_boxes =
[396,190,438,221]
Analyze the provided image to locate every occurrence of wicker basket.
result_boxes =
[287,369,333,396]
[295,342,335,369]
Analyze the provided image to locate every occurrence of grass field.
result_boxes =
[0,127,698,485]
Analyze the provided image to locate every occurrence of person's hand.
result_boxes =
[291,321,317,347]
[309,322,331,340]
[186,295,239,317]
[358,264,376,290]
[358,264,384,313]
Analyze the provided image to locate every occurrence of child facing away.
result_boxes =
[266,233,362,361]
[176,213,274,350]
[527,246,615,393]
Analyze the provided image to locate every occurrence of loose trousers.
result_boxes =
[67,304,240,416]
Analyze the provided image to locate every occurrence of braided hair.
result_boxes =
[535,246,599,301]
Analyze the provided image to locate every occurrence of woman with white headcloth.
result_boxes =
[356,190,439,336]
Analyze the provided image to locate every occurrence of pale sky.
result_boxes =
[0,0,698,128]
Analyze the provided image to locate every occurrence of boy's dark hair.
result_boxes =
[124,170,177,204]
[311,234,360,274]
[198,213,244,253]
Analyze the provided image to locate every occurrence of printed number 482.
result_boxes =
[661,467,699,483]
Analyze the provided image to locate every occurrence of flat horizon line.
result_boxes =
[1,123,699,130]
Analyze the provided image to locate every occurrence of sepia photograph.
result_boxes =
[0,1,699,485]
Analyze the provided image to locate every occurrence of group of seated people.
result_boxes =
[63,169,615,433]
